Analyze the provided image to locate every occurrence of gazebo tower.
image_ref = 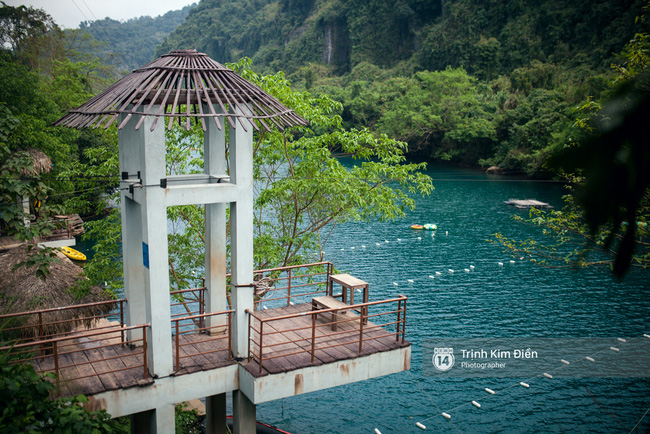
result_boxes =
[56,49,307,433]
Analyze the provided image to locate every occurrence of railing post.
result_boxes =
[311,314,316,364]
[143,327,148,379]
[246,311,250,362]
[259,320,264,375]
[228,312,232,361]
[53,340,60,387]
[120,300,125,346]
[402,298,406,343]
[287,269,292,306]
[175,320,180,372]
[38,312,44,359]
[396,299,402,341]
[359,305,364,354]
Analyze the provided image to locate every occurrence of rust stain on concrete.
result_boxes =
[294,373,304,394]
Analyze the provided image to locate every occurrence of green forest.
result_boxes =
[1,1,649,427]
[159,0,648,175]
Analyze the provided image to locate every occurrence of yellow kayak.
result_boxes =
[60,246,86,261]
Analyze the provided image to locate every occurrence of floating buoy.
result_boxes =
[472,401,481,408]
[411,224,424,230]
[520,382,529,388]
[435,271,442,276]
[470,265,475,269]
[561,359,570,365]
[385,240,389,243]
[351,247,355,250]
[441,412,451,420]
[362,245,366,248]
[618,338,627,343]
[340,248,344,251]
[586,356,595,362]
[509,260,516,264]
[448,269,454,273]
[416,422,426,430]
[375,429,382,434]
[485,388,495,394]
[397,238,402,241]
[464,269,470,273]
[498,262,504,267]
[610,347,619,352]
[423,223,437,230]
[417,237,422,240]
[543,373,553,379]
[644,334,650,338]
[376,243,381,246]
[393,282,399,286]
[429,275,435,279]
[408,279,414,283]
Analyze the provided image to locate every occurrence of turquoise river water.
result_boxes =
[253,162,650,433]
[75,161,650,433]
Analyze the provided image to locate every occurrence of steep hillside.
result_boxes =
[80,4,196,72]
[158,0,642,77]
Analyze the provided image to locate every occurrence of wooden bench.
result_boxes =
[311,296,350,331]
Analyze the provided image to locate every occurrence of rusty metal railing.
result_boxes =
[251,262,333,308]
[1,323,150,389]
[0,298,125,351]
[168,262,333,312]
[171,309,234,373]
[246,295,407,374]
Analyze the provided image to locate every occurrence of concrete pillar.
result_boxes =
[118,109,173,377]
[232,390,256,434]
[205,393,227,434]
[152,404,176,434]
[118,113,146,342]
[130,405,175,434]
[229,117,254,359]
[204,114,228,331]
[120,196,145,341]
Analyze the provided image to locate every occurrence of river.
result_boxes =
[253,162,650,433]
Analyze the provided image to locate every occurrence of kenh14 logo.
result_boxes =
[432,347,455,372]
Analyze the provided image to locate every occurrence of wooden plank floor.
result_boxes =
[30,331,235,398]
[242,303,410,378]
[28,302,409,395]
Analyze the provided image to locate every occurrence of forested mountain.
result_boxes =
[79,4,196,72]
[159,0,641,77]
[156,0,648,175]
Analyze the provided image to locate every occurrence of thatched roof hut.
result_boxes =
[0,247,115,339]
[8,149,52,176]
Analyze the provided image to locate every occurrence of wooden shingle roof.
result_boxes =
[54,49,308,132]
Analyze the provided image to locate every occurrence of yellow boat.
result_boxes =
[60,246,86,261]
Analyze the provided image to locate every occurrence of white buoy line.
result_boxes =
[413,335,649,430]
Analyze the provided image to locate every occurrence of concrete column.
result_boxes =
[152,404,176,434]
[129,405,174,434]
[118,113,146,342]
[232,390,256,434]
[120,195,145,341]
[205,393,227,434]
[229,117,254,359]
[139,111,173,378]
[204,113,228,331]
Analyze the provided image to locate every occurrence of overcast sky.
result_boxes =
[5,1,196,29]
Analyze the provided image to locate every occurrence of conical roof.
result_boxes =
[54,49,308,132]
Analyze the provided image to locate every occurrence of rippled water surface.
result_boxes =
[256,162,650,433]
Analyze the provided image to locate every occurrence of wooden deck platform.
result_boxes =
[25,299,408,397]
[30,331,234,398]
[242,303,409,378]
